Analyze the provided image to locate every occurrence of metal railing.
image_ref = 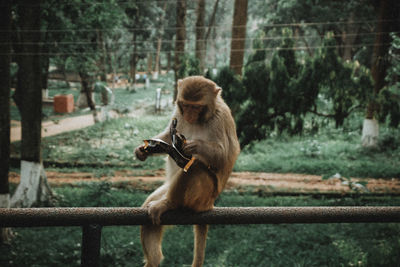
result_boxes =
[1,206,400,267]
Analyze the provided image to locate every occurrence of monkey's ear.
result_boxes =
[214,86,222,95]
[177,79,183,87]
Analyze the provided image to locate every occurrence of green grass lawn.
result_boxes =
[10,113,399,179]
[236,127,400,178]
[1,184,400,267]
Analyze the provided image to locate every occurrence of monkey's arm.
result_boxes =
[152,128,172,144]
[183,139,225,171]
[134,123,172,161]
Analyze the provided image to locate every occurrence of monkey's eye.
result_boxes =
[190,105,204,111]
[182,103,204,111]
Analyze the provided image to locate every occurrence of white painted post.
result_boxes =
[145,77,150,89]
[10,161,42,208]
[155,88,162,113]
[361,119,379,147]
[152,71,159,80]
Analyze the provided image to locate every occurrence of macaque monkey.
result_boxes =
[135,76,240,267]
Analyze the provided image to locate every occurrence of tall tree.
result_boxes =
[11,0,52,207]
[204,0,220,53]
[124,1,161,87]
[230,0,248,75]
[361,0,400,147]
[249,0,375,62]
[0,0,12,242]
[154,2,168,79]
[195,0,206,71]
[174,0,187,100]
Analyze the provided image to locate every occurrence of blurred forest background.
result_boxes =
[1,0,400,266]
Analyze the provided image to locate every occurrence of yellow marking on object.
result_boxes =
[143,140,149,149]
[183,156,196,172]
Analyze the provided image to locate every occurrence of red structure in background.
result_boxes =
[53,94,74,113]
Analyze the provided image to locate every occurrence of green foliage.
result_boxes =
[210,66,246,115]
[314,33,372,127]
[235,29,315,146]
[377,128,400,152]
[379,33,400,127]
[177,54,202,79]
[218,30,374,147]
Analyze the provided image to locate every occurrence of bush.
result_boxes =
[209,30,375,147]
[378,33,400,127]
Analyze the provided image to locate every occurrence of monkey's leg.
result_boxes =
[142,183,169,207]
[192,224,209,267]
[141,224,164,267]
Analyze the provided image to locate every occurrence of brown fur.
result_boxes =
[135,76,240,267]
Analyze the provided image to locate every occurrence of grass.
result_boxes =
[1,184,400,266]
[38,115,170,170]
[235,127,400,178]
[10,113,399,179]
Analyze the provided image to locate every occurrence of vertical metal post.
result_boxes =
[81,224,102,267]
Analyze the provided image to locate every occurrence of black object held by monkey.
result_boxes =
[141,118,196,172]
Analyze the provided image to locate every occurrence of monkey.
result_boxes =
[135,75,240,267]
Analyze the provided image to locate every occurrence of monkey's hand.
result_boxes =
[183,139,222,172]
[182,140,200,155]
[146,199,170,225]
[134,145,149,161]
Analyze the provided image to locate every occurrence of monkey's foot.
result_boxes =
[147,199,170,225]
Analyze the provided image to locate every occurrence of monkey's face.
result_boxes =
[177,76,221,124]
[178,100,206,124]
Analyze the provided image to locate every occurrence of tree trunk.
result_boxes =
[204,0,220,65]
[98,30,108,105]
[230,0,248,76]
[167,51,172,71]
[129,33,138,90]
[154,2,168,80]
[59,59,70,88]
[0,0,12,243]
[205,0,220,43]
[41,31,50,93]
[174,0,187,101]
[98,30,107,83]
[362,0,399,147]
[195,0,206,72]
[79,71,99,123]
[341,13,359,61]
[11,0,53,208]
[154,38,162,80]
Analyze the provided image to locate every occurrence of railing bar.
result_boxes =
[1,207,400,227]
[81,224,102,267]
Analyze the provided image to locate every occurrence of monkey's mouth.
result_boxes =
[183,114,198,124]
[184,117,197,124]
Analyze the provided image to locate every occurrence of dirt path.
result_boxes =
[8,170,400,194]
[11,114,96,142]
[10,100,147,143]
